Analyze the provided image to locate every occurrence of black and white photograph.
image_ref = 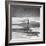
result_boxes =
[5,1,45,45]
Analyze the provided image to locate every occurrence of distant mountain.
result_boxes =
[29,21,40,28]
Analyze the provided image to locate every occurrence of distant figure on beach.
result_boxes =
[24,18,31,33]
